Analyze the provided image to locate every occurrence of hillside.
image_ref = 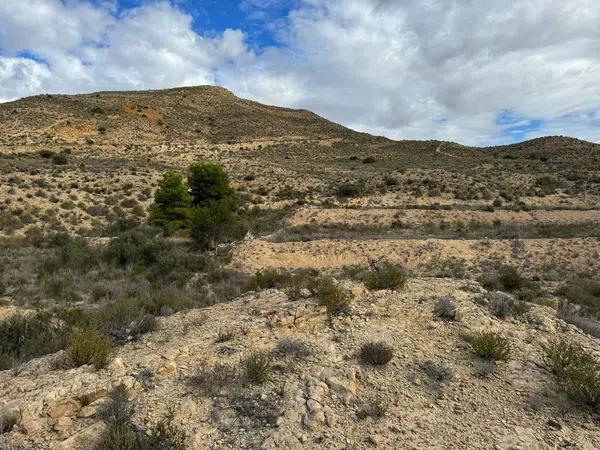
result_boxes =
[0,86,363,146]
[0,86,599,450]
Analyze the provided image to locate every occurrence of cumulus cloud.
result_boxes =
[1,0,599,145]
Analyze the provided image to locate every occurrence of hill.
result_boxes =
[0,86,599,450]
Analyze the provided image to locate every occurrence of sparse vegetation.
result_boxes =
[433,297,456,320]
[469,331,511,361]
[315,277,351,315]
[544,339,600,408]
[66,329,113,369]
[360,341,394,366]
[364,261,408,291]
[243,351,272,384]
[357,399,387,420]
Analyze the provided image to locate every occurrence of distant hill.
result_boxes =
[0,86,367,147]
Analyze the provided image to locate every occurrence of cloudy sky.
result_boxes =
[1,0,599,145]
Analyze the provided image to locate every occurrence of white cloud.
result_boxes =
[1,0,599,145]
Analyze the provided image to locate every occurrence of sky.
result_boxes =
[1,0,599,146]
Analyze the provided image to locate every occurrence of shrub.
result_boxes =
[433,297,456,320]
[187,163,235,207]
[97,299,158,344]
[188,200,245,250]
[335,182,362,198]
[469,331,511,361]
[364,261,407,290]
[274,338,311,359]
[558,278,600,314]
[51,153,68,165]
[481,265,527,292]
[39,149,55,159]
[67,330,113,369]
[250,269,289,290]
[356,399,387,420]
[148,172,191,231]
[420,360,454,382]
[360,341,394,366]
[102,226,168,268]
[96,385,186,450]
[190,362,239,396]
[544,339,600,407]
[0,313,69,370]
[557,306,600,338]
[243,351,272,384]
[315,277,351,315]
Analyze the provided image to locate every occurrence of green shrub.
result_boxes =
[364,261,407,290]
[51,153,68,165]
[148,171,191,231]
[335,182,362,198]
[243,351,272,384]
[102,226,168,268]
[67,330,113,369]
[544,339,600,407]
[481,265,527,292]
[188,200,245,250]
[360,341,394,366]
[0,313,69,370]
[250,269,290,290]
[470,331,511,361]
[316,277,351,315]
[187,163,235,207]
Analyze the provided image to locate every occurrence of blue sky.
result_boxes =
[1,0,599,146]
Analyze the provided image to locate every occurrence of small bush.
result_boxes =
[433,297,456,320]
[360,341,394,366]
[557,306,600,338]
[356,399,386,420]
[190,362,239,396]
[489,292,531,319]
[0,313,69,370]
[243,351,272,384]
[39,149,55,159]
[420,360,454,382]
[315,277,351,315]
[469,331,511,361]
[67,330,113,369]
[544,339,600,407]
[364,261,407,290]
[274,338,311,359]
[251,269,289,290]
[481,265,527,292]
[558,278,600,315]
[51,153,68,165]
[335,182,363,198]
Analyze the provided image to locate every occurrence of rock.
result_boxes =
[453,307,466,322]
[108,357,127,376]
[50,421,107,450]
[321,368,357,404]
[78,398,109,419]
[48,399,81,419]
[300,289,312,298]
[156,361,177,376]
[495,426,550,450]
[174,399,198,421]
[78,387,108,406]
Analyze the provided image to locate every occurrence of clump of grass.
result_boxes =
[420,360,454,382]
[96,385,186,450]
[433,297,456,320]
[363,261,407,291]
[190,363,239,396]
[544,339,600,408]
[356,399,387,420]
[557,305,600,338]
[250,269,290,290]
[273,338,311,359]
[315,277,351,315]
[469,331,511,361]
[243,351,272,384]
[360,342,394,366]
[0,312,70,370]
[489,292,531,319]
[67,329,113,370]
[215,328,237,343]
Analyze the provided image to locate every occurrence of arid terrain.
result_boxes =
[0,86,599,449]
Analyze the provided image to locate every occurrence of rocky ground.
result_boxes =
[2,276,599,449]
[1,86,599,449]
